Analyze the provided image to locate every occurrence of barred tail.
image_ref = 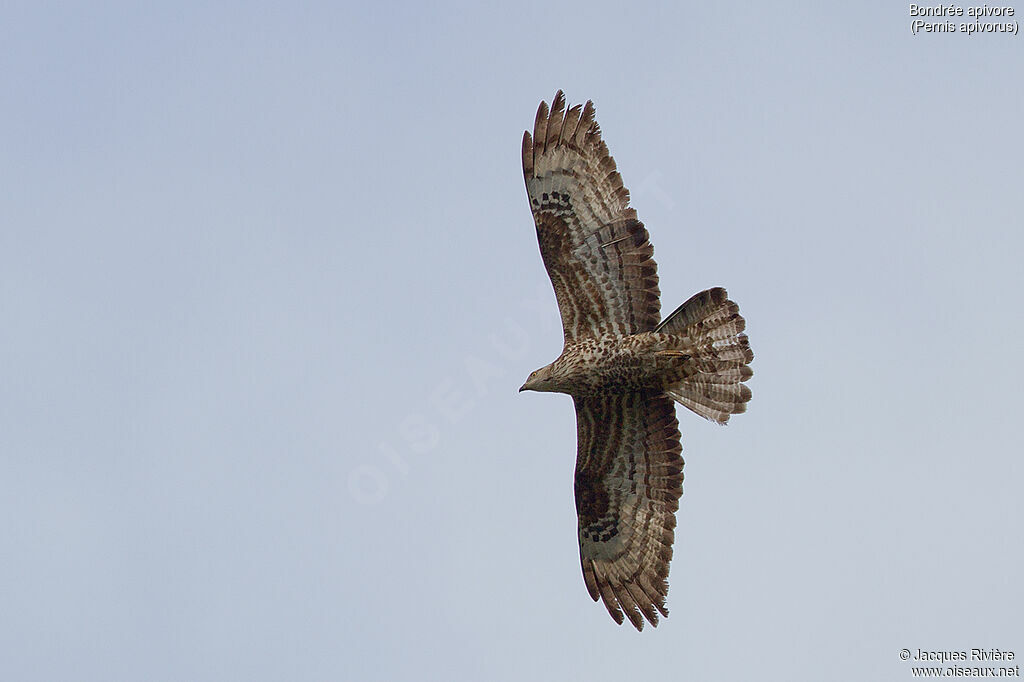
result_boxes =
[655,287,753,424]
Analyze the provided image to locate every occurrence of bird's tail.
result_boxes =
[655,288,753,424]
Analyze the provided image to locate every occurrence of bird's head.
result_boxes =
[519,364,558,393]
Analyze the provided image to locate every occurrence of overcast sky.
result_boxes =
[2,2,1022,681]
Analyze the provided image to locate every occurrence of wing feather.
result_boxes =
[559,103,583,147]
[524,91,661,342]
[573,392,684,630]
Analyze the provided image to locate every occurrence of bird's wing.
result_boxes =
[573,392,684,630]
[523,91,661,343]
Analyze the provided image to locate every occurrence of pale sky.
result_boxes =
[2,2,1022,681]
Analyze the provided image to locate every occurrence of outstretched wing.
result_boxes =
[573,392,684,630]
[523,91,661,343]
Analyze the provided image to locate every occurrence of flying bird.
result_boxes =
[519,91,754,630]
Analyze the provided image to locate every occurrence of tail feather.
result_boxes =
[657,288,753,423]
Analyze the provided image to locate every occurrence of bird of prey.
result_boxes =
[519,91,753,630]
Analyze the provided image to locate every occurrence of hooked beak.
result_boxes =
[518,383,527,392]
